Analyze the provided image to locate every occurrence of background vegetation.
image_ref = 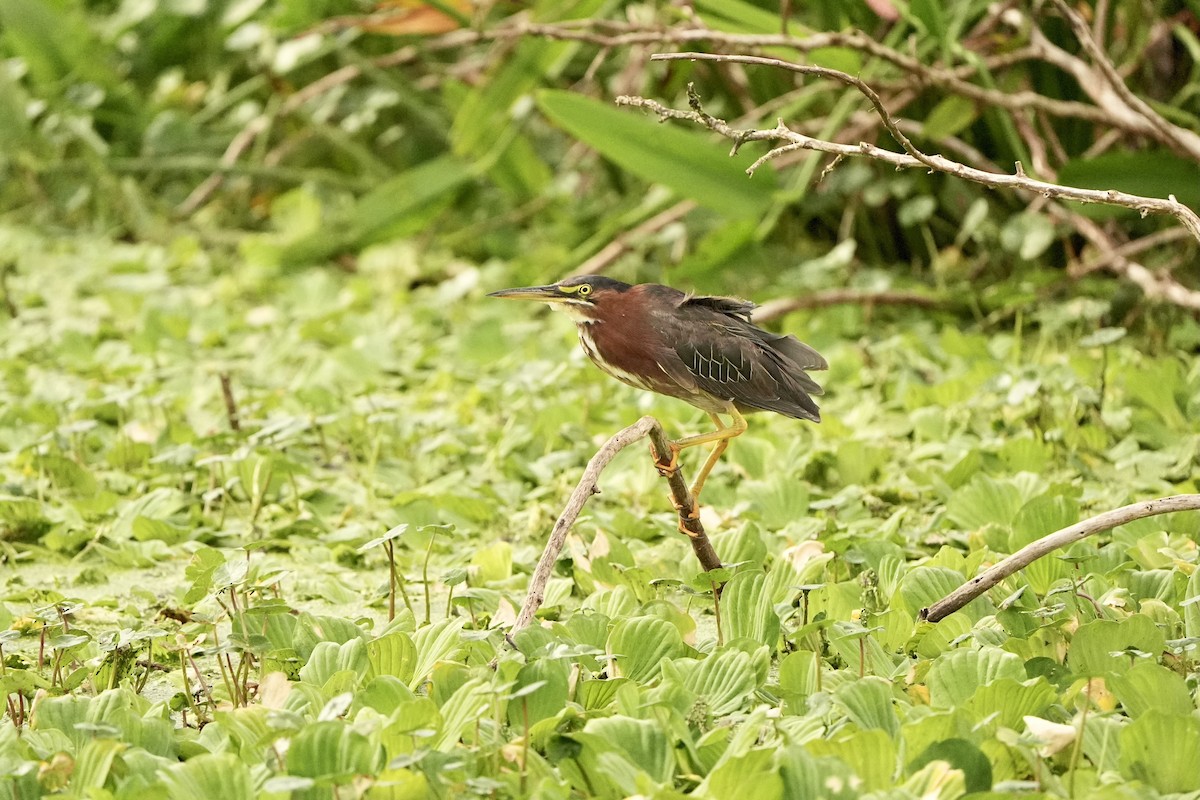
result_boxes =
[1,0,1199,798]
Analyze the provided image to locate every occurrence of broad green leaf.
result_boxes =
[721,570,780,647]
[999,212,1056,261]
[907,738,992,794]
[160,753,254,800]
[965,677,1056,729]
[896,567,966,618]
[607,616,685,682]
[946,474,1024,531]
[433,677,491,751]
[775,745,860,800]
[576,678,631,711]
[366,631,417,685]
[299,638,369,688]
[922,96,978,142]
[279,156,477,267]
[696,747,783,800]
[72,738,124,792]
[926,647,1024,709]
[682,647,762,716]
[537,90,777,219]
[355,675,415,716]
[1068,616,1165,677]
[1059,151,1200,215]
[573,716,674,786]
[1120,710,1200,793]
[1110,661,1193,718]
[693,0,787,33]
[286,719,385,779]
[1185,568,1200,639]
[409,617,466,691]
[507,658,570,727]
[834,676,899,737]
[807,728,897,792]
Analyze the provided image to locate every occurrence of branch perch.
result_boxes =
[618,54,1200,310]
[510,416,722,634]
[921,494,1200,622]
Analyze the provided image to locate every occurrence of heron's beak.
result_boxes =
[486,285,567,302]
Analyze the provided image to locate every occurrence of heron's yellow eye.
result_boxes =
[577,284,591,297]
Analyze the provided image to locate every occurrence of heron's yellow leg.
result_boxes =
[673,409,748,506]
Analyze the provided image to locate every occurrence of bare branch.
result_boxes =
[619,54,1200,308]
[568,200,698,278]
[922,494,1200,622]
[511,416,722,634]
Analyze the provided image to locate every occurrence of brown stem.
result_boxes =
[510,416,721,635]
[219,372,241,432]
[922,494,1200,622]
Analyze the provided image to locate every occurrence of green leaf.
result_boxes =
[682,646,763,716]
[160,753,255,800]
[1068,616,1165,677]
[965,677,1056,729]
[409,617,466,691]
[537,90,777,219]
[806,728,897,792]
[280,156,478,267]
[999,212,1056,261]
[286,719,385,779]
[922,96,978,141]
[908,738,992,794]
[1110,661,1193,718]
[607,616,685,682]
[1120,710,1200,793]
[945,474,1025,531]
[507,658,570,727]
[573,716,675,786]
[721,570,781,647]
[366,631,417,685]
[833,676,899,737]
[926,647,1024,709]
[1059,151,1200,215]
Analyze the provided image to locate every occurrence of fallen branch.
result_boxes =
[511,416,721,634]
[921,494,1200,623]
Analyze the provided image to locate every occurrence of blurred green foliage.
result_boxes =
[0,0,1197,320]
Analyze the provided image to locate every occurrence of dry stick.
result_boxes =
[620,61,1200,310]
[922,495,1200,623]
[510,416,721,634]
[568,199,698,278]
[641,53,1200,245]
[218,372,241,433]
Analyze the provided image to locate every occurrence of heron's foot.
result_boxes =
[651,442,682,477]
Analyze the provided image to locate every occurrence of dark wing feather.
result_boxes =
[649,290,826,422]
[680,294,756,321]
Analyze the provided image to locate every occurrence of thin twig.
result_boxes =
[219,372,241,433]
[510,416,721,634]
[922,495,1200,622]
[620,58,1200,309]
[641,53,1200,244]
[568,200,698,278]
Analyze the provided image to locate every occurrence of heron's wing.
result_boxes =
[679,294,756,322]
[653,295,825,422]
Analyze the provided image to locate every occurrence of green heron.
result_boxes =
[488,276,826,508]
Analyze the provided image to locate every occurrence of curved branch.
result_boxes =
[511,416,721,634]
[921,494,1200,623]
